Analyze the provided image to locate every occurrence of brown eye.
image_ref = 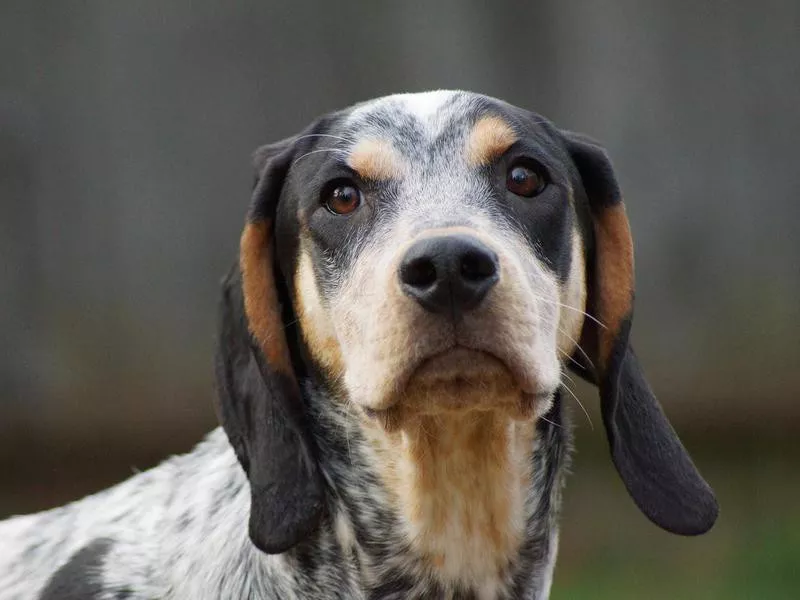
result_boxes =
[323,181,362,215]
[506,163,547,197]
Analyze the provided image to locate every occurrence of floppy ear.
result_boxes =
[214,136,325,554]
[563,131,718,536]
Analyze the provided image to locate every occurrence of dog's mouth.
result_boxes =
[411,346,513,387]
[364,346,553,426]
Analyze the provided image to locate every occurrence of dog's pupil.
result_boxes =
[335,187,353,202]
[330,185,359,213]
[512,167,532,186]
[507,165,541,197]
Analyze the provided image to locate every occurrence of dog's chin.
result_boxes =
[410,347,518,403]
[362,348,553,430]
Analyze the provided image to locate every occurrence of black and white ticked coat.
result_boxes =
[0,386,569,600]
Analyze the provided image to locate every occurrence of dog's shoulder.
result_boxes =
[0,429,246,600]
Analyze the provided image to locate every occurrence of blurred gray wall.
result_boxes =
[1,1,799,456]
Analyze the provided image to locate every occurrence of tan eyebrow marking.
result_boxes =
[347,138,407,181]
[465,115,518,166]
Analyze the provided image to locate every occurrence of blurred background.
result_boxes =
[1,1,798,597]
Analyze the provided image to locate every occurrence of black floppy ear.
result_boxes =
[563,131,718,536]
[214,136,324,554]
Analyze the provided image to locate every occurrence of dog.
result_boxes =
[0,90,718,599]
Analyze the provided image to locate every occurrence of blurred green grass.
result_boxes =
[552,413,800,599]
[554,519,800,599]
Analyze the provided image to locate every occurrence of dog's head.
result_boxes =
[214,91,718,554]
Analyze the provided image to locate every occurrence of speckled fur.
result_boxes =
[0,392,570,599]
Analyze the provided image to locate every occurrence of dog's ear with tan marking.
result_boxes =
[214,136,325,554]
[563,131,718,536]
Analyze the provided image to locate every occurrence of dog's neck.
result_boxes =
[367,411,536,590]
[314,385,567,598]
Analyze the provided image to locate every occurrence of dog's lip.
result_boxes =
[363,389,554,420]
[402,343,539,395]
[415,345,499,371]
[360,343,552,420]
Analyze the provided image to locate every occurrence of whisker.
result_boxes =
[420,415,443,444]
[292,147,349,165]
[561,379,594,430]
[558,347,588,371]
[281,317,300,331]
[558,326,595,372]
[539,415,562,429]
[294,133,355,144]
[531,293,607,330]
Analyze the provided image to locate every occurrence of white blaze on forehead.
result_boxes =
[392,90,460,121]
[346,90,465,138]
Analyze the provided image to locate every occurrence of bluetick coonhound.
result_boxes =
[0,91,718,599]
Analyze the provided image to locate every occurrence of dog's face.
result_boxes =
[216,91,718,556]
[275,92,586,424]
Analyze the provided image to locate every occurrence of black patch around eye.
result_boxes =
[482,138,575,283]
[520,188,573,282]
[494,171,573,283]
[304,183,385,301]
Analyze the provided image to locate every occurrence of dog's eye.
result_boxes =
[506,162,547,197]
[323,180,362,215]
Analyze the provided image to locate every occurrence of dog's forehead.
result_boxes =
[337,90,532,151]
[345,90,469,135]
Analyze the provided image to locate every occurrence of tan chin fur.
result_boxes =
[382,349,537,425]
[364,407,535,592]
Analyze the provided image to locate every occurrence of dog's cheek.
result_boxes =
[294,250,345,381]
[483,252,542,387]
[471,234,561,395]
[333,230,441,411]
[334,247,415,408]
[556,230,586,358]
[518,253,562,392]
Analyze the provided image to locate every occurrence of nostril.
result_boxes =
[399,234,499,314]
[460,249,497,282]
[401,257,437,288]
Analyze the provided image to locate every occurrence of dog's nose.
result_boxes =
[398,234,499,315]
